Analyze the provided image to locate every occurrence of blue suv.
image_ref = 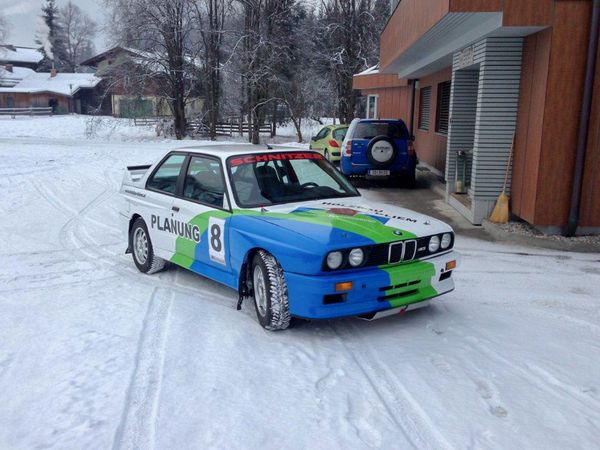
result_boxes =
[340,119,417,187]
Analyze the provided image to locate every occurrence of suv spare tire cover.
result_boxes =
[367,135,397,168]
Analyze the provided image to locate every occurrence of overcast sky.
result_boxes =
[1,0,108,51]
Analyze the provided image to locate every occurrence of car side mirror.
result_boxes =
[311,136,317,141]
[409,134,415,141]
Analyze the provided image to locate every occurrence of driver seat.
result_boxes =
[255,165,283,199]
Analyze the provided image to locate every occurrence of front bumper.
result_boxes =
[285,250,459,319]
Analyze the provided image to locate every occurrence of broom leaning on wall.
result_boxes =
[489,133,516,224]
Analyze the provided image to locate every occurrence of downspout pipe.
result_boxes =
[409,79,417,138]
[566,0,600,236]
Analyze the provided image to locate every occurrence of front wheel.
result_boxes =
[251,250,291,331]
[130,217,166,274]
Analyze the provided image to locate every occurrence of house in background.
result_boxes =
[354,0,600,235]
[80,46,204,118]
[0,45,44,71]
[0,66,101,113]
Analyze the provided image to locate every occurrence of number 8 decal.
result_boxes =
[208,217,226,265]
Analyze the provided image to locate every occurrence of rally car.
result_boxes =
[120,146,459,330]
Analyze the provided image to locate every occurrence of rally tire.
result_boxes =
[130,217,166,275]
[251,250,291,331]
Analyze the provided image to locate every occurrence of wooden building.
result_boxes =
[354,0,600,235]
[0,66,101,114]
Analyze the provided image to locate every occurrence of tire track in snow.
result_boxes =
[28,156,245,311]
[457,332,600,418]
[331,322,455,450]
[112,287,173,450]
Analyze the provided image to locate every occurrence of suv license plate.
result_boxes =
[368,170,390,176]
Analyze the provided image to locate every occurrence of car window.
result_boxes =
[332,127,348,141]
[316,127,329,140]
[147,154,186,194]
[228,152,359,208]
[354,122,409,140]
[183,156,225,208]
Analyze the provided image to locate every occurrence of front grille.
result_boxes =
[378,289,419,302]
[367,239,417,266]
[322,233,454,271]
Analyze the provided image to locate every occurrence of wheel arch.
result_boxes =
[126,213,143,253]
[237,247,268,297]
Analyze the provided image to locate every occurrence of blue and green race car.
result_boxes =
[120,146,459,330]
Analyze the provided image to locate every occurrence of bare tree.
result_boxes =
[314,0,388,123]
[60,1,97,71]
[107,0,200,139]
[194,0,231,140]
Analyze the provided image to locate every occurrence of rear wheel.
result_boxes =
[130,217,165,274]
[251,250,291,331]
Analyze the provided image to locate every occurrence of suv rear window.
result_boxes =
[354,122,409,140]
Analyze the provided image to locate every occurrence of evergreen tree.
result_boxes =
[36,0,69,71]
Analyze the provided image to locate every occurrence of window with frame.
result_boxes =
[183,156,226,208]
[436,81,451,135]
[315,127,329,140]
[147,154,186,194]
[366,95,378,119]
[418,86,431,131]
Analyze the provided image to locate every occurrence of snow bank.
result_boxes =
[0,115,160,142]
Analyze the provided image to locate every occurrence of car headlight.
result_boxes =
[348,248,364,267]
[441,233,452,249]
[428,235,440,253]
[326,251,343,270]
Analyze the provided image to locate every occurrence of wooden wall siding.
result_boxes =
[449,0,501,12]
[445,68,480,190]
[380,0,450,71]
[581,29,600,229]
[357,86,411,122]
[414,67,453,173]
[535,0,591,228]
[512,30,551,224]
[353,73,406,90]
[502,0,553,27]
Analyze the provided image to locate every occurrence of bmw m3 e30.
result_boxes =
[120,146,459,330]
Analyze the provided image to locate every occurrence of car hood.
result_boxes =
[240,197,452,247]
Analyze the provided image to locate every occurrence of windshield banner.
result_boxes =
[229,152,324,167]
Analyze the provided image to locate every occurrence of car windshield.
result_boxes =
[354,121,409,140]
[332,127,348,141]
[227,152,359,208]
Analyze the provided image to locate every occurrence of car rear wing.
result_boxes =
[124,164,152,185]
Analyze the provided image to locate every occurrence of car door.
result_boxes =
[144,152,187,256]
[171,154,233,281]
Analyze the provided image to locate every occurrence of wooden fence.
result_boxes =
[0,107,53,118]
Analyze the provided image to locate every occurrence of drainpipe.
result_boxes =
[409,79,417,137]
[566,0,600,236]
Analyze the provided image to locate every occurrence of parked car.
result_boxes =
[120,146,458,330]
[340,118,417,187]
[308,124,348,162]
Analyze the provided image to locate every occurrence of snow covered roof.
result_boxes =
[0,71,102,96]
[355,65,380,76]
[0,45,44,64]
[0,66,35,88]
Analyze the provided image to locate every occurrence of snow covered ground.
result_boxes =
[1,116,599,449]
